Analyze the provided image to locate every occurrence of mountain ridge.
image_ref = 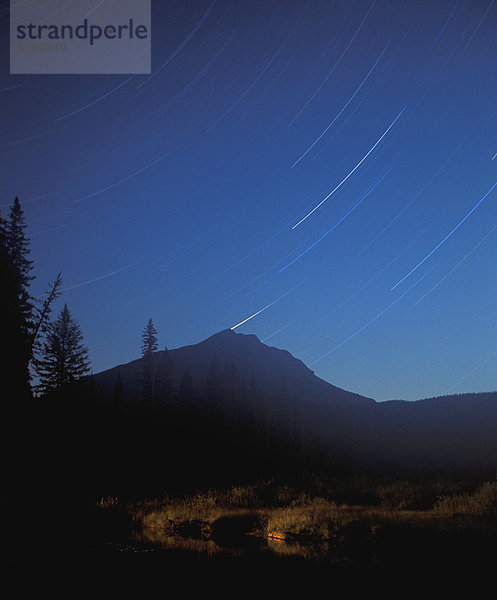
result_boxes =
[88,328,497,477]
[94,329,497,405]
[91,327,376,409]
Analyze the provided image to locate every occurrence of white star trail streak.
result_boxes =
[460,0,495,54]
[138,0,218,87]
[261,320,296,342]
[315,225,430,326]
[310,266,436,365]
[414,221,497,305]
[279,169,390,273]
[84,0,108,18]
[72,149,172,203]
[357,126,474,255]
[61,266,131,291]
[428,0,462,53]
[289,0,377,124]
[313,28,411,162]
[55,76,136,122]
[292,107,406,229]
[290,38,392,168]
[207,38,288,132]
[230,279,308,330]
[443,346,497,395]
[391,180,497,290]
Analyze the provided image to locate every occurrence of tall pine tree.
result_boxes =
[35,303,90,395]
[1,197,61,398]
[141,318,158,357]
[0,209,26,397]
[1,198,34,398]
[7,197,34,291]
[139,318,159,404]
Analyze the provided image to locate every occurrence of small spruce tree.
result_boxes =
[141,318,158,357]
[139,318,158,403]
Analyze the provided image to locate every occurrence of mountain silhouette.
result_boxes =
[89,329,497,479]
[92,328,373,407]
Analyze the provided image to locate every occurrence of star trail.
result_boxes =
[3,0,497,401]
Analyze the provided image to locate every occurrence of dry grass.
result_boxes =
[434,480,497,515]
[133,486,263,530]
[111,477,497,548]
[90,477,497,567]
[265,498,443,541]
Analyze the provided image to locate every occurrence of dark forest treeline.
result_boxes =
[1,197,91,403]
[1,198,55,499]
[1,198,92,556]
[79,351,331,501]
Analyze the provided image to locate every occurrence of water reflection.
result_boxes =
[135,529,227,557]
[134,524,322,561]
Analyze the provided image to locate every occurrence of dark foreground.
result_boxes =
[77,496,497,580]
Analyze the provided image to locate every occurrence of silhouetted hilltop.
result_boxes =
[172,329,375,406]
[91,328,375,408]
[88,329,497,479]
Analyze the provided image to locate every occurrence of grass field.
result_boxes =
[93,476,497,568]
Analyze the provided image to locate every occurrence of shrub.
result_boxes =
[434,480,497,515]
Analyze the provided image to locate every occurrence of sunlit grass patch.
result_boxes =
[434,480,497,515]
[267,497,338,539]
[108,475,497,560]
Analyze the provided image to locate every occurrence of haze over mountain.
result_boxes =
[90,329,497,477]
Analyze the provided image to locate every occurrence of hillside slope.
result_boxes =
[89,329,497,477]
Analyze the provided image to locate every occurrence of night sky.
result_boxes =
[2,0,497,401]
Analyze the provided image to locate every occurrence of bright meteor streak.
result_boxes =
[230,279,308,330]
[391,179,497,290]
[292,107,406,229]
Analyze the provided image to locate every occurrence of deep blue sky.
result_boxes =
[2,0,497,401]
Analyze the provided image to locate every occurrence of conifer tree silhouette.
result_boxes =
[139,318,159,404]
[35,303,90,395]
[1,197,61,398]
